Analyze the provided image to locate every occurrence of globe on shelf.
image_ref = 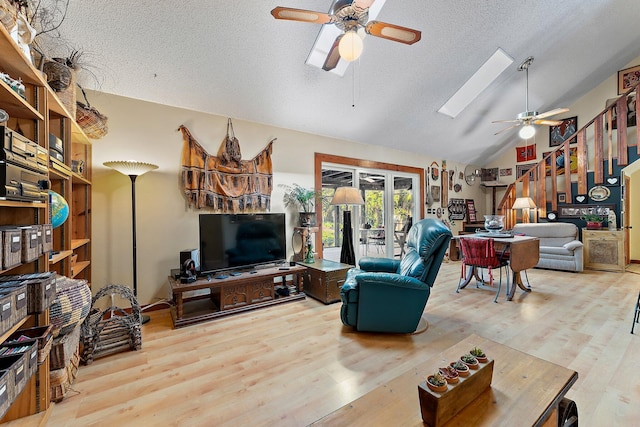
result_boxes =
[49,190,69,229]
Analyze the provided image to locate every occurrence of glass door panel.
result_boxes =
[359,172,386,258]
[321,168,354,263]
[393,176,414,258]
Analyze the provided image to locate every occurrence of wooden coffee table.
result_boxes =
[311,334,578,426]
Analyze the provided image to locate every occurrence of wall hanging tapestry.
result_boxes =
[515,143,536,162]
[179,121,276,212]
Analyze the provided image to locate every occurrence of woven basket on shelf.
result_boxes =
[0,0,17,30]
[76,86,108,139]
[43,59,73,91]
[56,66,77,117]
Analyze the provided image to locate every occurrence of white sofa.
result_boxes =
[512,222,583,272]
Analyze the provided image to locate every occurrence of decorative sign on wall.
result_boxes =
[447,198,466,220]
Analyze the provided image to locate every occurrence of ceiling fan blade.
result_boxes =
[533,119,563,126]
[365,21,421,45]
[322,35,343,71]
[494,123,521,135]
[270,7,333,24]
[533,107,569,120]
[491,119,521,124]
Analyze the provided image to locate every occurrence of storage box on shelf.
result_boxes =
[0,20,92,422]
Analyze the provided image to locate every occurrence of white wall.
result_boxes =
[88,91,483,304]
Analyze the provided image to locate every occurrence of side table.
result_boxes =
[298,259,351,304]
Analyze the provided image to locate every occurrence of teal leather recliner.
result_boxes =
[340,219,452,333]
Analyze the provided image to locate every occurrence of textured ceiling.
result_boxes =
[45,0,640,165]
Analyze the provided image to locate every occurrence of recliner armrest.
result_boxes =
[352,272,430,290]
[358,257,400,273]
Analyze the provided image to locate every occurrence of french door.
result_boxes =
[321,164,418,262]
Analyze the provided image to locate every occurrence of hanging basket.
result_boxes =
[76,85,108,139]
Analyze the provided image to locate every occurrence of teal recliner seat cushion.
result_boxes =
[340,219,452,333]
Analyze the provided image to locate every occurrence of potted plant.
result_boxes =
[470,347,488,363]
[438,366,460,384]
[580,213,604,230]
[280,183,325,226]
[450,360,470,377]
[460,353,479,370]
[425,372,448,393]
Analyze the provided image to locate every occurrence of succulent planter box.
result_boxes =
[418,357,494,427]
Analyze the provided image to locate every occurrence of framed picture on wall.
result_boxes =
[558,193,566,204]
[516,163,536,179]
[549,116,577,147]
[618,64,640,94]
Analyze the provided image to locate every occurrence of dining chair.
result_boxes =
[457,237,510,303]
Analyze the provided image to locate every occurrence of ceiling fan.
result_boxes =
[271,0,421,71]
[492,56,569,138]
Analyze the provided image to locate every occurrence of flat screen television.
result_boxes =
[199,213,287,274]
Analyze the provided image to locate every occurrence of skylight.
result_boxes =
[437,48,514,118]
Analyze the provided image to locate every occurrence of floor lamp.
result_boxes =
[331,187,365,265]
[104,160,158,324]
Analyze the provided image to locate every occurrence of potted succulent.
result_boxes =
[460,353,479,370]
[425,372,448,393]
[280,183,325,226]
[580,213,604,230]
[450,360,470,377]
[438,366,459,384]
[470,347,488,363]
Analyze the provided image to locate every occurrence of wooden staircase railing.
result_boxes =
[498,81,640,230]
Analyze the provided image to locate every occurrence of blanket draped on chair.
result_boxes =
[179,125,275,212]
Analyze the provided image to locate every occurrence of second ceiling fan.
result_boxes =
[271,0,421,71]
[492,56,569,139]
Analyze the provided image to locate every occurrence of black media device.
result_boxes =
[199,213,287,276]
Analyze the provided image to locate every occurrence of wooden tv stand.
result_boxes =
[168,265,307,328]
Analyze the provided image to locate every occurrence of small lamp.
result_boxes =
[512,197,537,223]
[104,160,158,324]
[330,187,365,265]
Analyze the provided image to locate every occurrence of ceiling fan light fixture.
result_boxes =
[519,124,536,139]
[338,30,363,62]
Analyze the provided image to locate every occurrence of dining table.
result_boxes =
[455,234,540,300]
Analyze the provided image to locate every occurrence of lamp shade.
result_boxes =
[338,30,363,62]
[512,197,536,209]
[331,186,364,206]
[104,160,158,176]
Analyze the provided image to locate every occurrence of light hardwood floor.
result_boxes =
[14,262,640,426]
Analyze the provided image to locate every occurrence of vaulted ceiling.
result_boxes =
[49,0,640,165]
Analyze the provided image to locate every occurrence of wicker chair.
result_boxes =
[81,284,142,365]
